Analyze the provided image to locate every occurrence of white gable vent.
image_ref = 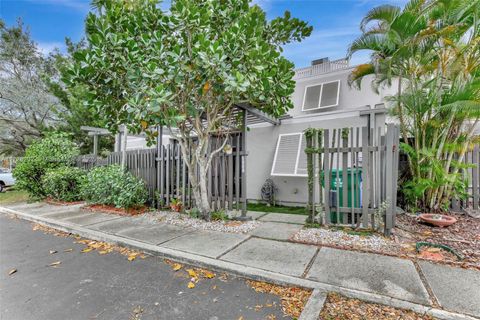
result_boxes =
[271,133,308,177]
[302,80,340,111]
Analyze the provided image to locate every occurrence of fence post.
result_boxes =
[384,124,396,235]
[239,110,249,219]
[305,130,314,222]
[323,130,331,225]
[473,145,479,210]
[361,126,370,228]
[121,125,127,170]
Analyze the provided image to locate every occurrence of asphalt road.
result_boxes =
[0,214,288,320]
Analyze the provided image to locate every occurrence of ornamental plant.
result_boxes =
[65,0,312,219]
[81,165,148,209]
[348,0,480,211]
[13,133,79,199]
[43,167,86,202]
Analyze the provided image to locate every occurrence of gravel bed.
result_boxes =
[292,227,399,252]
[150,211,259,234]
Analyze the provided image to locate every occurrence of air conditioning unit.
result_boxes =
[311,57,329,66]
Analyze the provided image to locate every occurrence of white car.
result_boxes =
[0,168,15,192]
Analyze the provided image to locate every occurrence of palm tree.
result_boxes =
[348,0,480,211]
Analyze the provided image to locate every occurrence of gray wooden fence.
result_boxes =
[306,123,400,235]
[76,134,245,211]
[451,145,480,211]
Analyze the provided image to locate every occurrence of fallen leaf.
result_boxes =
[98,250,109,255]
[186,269,197,279]
[172,263,183,271]
[81,248,93,253]
[204,271,215,279]
[8,269,17,275]
[63,248,73,252]
[238,317,244,320]
[187,282,195,289]
[48,261,61,267]
[49,250,57,254]
[127,255,136,262]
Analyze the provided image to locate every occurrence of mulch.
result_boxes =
[319,293,436,320]
[393,212,480,270]
[82,204,149,216]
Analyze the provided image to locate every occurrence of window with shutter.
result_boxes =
[320,80,340,108]
[302,80,340,111]
[271,133,308,177]
[302,84,322,111]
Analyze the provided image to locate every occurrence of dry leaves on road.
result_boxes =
[246,280,311,319]
[8,268,17,275]
[75,238,146,261]
[48,261,61,267]
[319,293,436,320]
[164,260,216,289]
[32,223,69,237]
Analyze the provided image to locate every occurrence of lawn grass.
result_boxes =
[0,188,29,205]
[247,202,307,215]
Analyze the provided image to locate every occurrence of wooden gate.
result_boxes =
[305,123,400,235]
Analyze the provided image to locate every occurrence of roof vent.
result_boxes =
[311,57,329,66]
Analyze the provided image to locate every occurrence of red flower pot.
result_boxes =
[419,214,457,227]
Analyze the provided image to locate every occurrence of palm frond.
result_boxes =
[347,33,393,58]
[360,5,401,33]
[348,63,375,89]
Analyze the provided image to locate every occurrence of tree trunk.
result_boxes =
[177,133,212,220]
[196,159,211,220]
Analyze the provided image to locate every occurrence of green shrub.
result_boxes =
[43,167,86,202]
[211,210,229,221]
[13,134,80,199]
[81,165,148,208]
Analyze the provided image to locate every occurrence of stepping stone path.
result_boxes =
[248,221,302,240]
[258,212,306,225]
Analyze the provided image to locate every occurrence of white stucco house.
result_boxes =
[116,57,397,206]
[247,57,396,205]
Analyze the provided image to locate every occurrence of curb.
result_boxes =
[1,206,478,320]
[298,289,327,320]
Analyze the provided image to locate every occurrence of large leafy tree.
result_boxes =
[48,39,114,155]
[0,19,65,156]
[348,0,480,211]
[65,0,311,219]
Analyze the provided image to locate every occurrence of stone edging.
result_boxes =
[0,206,477,320]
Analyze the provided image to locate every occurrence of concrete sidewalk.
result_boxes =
[1,202,479,320]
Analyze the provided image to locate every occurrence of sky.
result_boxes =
[1,0,407,68]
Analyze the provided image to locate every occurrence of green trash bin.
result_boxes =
[321,168,362,223]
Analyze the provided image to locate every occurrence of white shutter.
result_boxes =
[295,134,308,176]
[271,133,308,177]
[271,133,302,176]
[320,80,340,108]
[302,84,322,111]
